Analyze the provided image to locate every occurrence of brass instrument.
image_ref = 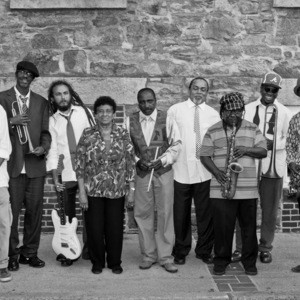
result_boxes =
[258,104,281,181]
[222,124,244,199]
[11,100,34,152]
[259,104,282,204]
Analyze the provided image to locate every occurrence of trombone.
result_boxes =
[11,100,34,153]
[258,104,282,204]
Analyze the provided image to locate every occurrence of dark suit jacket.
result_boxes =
[0,87,51,178]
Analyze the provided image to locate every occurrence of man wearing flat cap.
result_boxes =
[200,92,267,276]
[0,61,51,271]
[232,72,293,264]
[286,78,300,273]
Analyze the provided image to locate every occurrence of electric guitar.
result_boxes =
[51,154,82,260]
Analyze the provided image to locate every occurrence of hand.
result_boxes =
[126,189,135,209]
[266,138,273,151]
[234,146,248,159]
[136,159,150,171]
[54,182,66,192]
[148,159,162,170]
[31,146,45,156]
[289,162,300,175]
[79,190,88,211]
[213,169,227,185]
[10,114,30,126]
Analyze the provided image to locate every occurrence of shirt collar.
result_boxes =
[56,104,79,118]
[14,86,30,101]
[256,97,279,107]
[186,98,206,110]
[139,108,157,123]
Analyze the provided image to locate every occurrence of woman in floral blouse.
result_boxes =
[75,96,136,275]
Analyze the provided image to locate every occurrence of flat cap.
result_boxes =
[16,61,39,78]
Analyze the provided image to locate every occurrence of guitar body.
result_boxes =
[51,210,82,260]
[51,154,82,261]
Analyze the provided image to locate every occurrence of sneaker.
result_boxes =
[231,250,242,262]
[139,261,155,270]
[162,262,178,273]
[0,268,12,282]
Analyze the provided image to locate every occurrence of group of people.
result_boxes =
[0,60,299,283]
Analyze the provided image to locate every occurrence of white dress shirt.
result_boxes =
[0,105,12,187]
[244,98,293,177]
[47,105,94,182]
[139,110,157,147]
[167,99,220,184]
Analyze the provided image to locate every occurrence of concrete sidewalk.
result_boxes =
[1,232,300,300]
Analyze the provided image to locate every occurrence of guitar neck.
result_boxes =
[57,174,66,225]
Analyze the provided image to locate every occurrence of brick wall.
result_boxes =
[282,189,300,233]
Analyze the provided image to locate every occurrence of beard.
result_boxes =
[56,101,72,112]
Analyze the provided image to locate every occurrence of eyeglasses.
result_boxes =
[264,86,279,94]
[18,70,34,78]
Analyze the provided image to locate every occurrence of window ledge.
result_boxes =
[10,0,127,9]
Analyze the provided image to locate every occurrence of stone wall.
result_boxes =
[1,0,300,111]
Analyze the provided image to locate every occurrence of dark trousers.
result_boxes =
[211,198,258,269]
[85,196,125,269]
[9,175,45,259]
[173,180,214,259]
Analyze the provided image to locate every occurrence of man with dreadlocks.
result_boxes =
[200,92,267,276]
[46,80,95,266]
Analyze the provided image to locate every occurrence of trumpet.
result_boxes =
[11,100,34,152]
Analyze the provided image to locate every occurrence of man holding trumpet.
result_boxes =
[0,61,51,272]
[127,88,181,273]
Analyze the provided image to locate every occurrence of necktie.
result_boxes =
[267,107,276,135]
[194,105,201,159]
[142,117,152,146]
[20,96,29,114]
[61,110,77,171]
[253,105,260,126]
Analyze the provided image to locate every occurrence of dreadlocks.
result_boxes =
[48,80,95,127]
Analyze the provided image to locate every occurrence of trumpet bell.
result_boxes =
[229,162,244,174]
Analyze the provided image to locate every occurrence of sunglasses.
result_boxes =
[264,86,279,94]
[18,70,34,79]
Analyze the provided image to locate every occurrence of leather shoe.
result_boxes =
[8,258,19,272]
[112,266,123,274]
[19,255,45,268]
[260,251,272,264]
[162,263,178,273]
[245,265,257,276]
[196,254,213,264]
[174,256,185,265]
[213,265,226,276]
[231,250,242,263]
[91,265,102,274]
[291,265,300,273]
[139,261,155,270]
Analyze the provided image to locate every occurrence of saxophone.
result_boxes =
[221,124,244,199]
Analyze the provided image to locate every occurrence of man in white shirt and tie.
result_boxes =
[167,77,220,265]
[47,80,95,266]
[232,72,292,264]
[128,88,181,273]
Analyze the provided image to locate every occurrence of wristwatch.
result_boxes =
[130,187,136,191]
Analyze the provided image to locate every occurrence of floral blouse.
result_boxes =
[286,112,300,189]
[75,123,136,198]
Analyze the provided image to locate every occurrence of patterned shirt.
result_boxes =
[75,123,136,198]
[201,119,266,199]
[286,112,300,189]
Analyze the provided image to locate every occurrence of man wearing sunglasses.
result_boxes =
[232,72,292,264]
[0,61,51,272]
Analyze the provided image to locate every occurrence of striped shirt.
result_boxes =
[201,119,267,199]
